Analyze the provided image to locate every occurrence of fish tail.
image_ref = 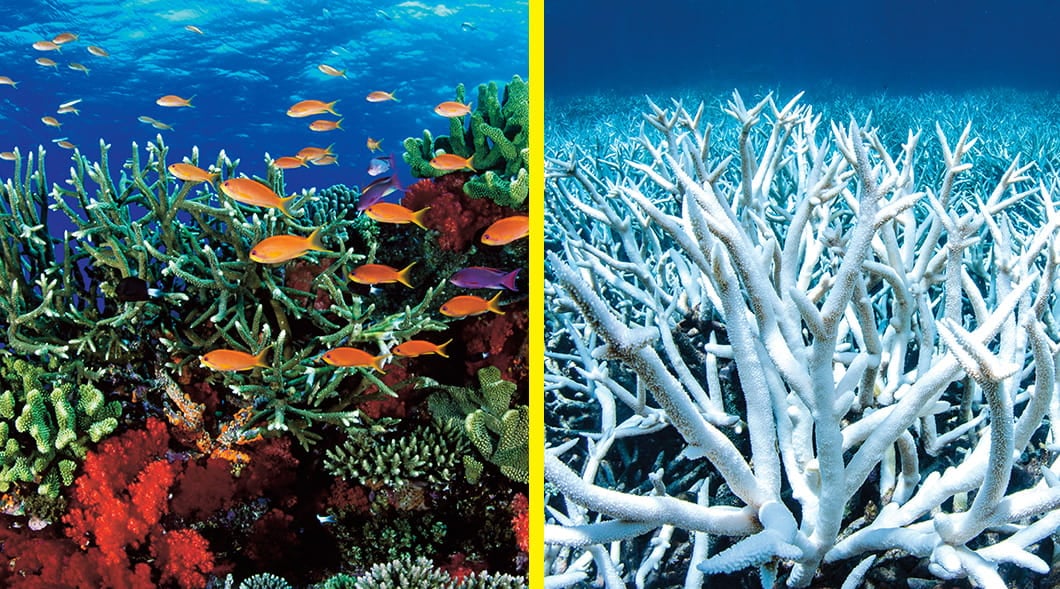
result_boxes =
[327,99,341,115]
[335,118,343,130]
[187,94,196,107]
[467,155,476,172]
[397,262,416,288]
[253,346,271,367]
[306,227,328,252]
[390,91,400,102]
[411,206,431,230]
[501,269,521,291]
[279,195,298,218]
[436,339,452,358]
[325,142,336,155]
[371,355,387,373]
[487,291,506,315]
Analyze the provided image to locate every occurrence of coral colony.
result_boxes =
[0,75,529,587]
[545,91,1060,588]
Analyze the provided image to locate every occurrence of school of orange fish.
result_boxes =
[0,27,528,377]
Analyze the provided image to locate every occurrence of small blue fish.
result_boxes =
[317,513,336,525]
[367,153,394,177]
[450,267,521,291]
[358,175,403,211]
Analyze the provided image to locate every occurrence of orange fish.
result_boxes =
[321,347,387,372]
[430,153,475,172]
[57,140,76,150]
[0,77,17,88]
[33,40,61,52]
[310,154,338,166]
[57,105,80,115]
[366,90,398,103]
[273,156,307,169]
[434,101,472,117]
[249,228,328,264]
[52,32,78,44]
[185,25,204,35]
[35,58,57,68]
[366,137,382,152]
[287,99,339,118]
[157,94,194,107]
[169,163,217,184]
[309,118,342,131]
[151,120,174,130]
[392,339,451,358]
[481,215,529,246]
[365,203,429,229]
[87,45,109,57]
[220,178,296,217]
[68,63,90,75]
[348,262,415,287]
[317,64,346,78]
[440,292,505,318]
[41,116,61,128]
[0,152,15,161]
[201,348,269,371]
[296,144,334,161]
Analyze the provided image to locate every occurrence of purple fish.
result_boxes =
[357,174,403,210]
[367,154,394,177]
[449,267,521,291]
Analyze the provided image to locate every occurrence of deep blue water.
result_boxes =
[0,0,527,204]
[546,0,1060,97]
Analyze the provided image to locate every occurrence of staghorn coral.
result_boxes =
[345,555,528,589]
[323,418,468,489]
[0,351,121,500]
[427,366,528,485]
[237,572,293,589]
[403,76,529,207]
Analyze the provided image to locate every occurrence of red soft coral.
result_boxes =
[171,457,237,520]
[403,174,513,252]
[511,492,529,553]
[457,305,529,384]
[150,528,214,588]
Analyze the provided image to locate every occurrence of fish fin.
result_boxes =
[502,269,521,291]
[187,94,196,107]
[487,291,506,315]
[253,346,271,367]
[390,90,400,102]
[279,195,298,218]
[390,173,403,191]
[411,206,431,230]
[372,355,388,373]
[437,339,452,358]
[335,118,343,130]
[306,227,328,252]
[397,262,416,288]
[327,99,341,115]
[467,155,476,172]
[325,142,336,155]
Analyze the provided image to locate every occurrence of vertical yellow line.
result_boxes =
[527,0,545,586]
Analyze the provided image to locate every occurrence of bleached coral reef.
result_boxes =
[544,91,1060,588]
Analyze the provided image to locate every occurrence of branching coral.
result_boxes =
[323,418,468,489]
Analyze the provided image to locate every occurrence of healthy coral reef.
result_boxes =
[403,76,529,208]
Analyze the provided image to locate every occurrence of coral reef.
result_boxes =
[403,76,529,207]
[545,90,1060,588]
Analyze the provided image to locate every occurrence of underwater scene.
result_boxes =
[545,1,1060,589]
[0,1,529,588]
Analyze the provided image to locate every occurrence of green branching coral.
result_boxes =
[323,419,469,488]
[403,76,529,208]
[427,366,528,484]
[238,572,292,589]
[456,571,529,589]
[0,351,120,498]
[338,556,528,589]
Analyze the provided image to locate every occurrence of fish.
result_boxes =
[56,140,76,150]
[138,115,158,124]
[376,9,392,20]
[392,339,451,358]
[309,119,342,132]
[35,58,58,69]
[157,94,194,107]
[41,116,61,128]
[249,228,328,264]
[185,25,204,35]
[366,137,382,152]
[0,152,15,161]
[316,513,337,524]
[364,203,428,229]
[310,155,338,166]
[440,292,505,318]
[272,156,307,169]
[287,99,339,118]
[168,163,217,184]
[358,175,402,210]
[430,153,475,172]
[317,64,346,78]
[461,22,476,31]
[434,101,472,117]
[68,63,90,75]
[296,144,334,161]
[481,216,529,246]
[365,90,398,103]
[59,98,83,109]
[220,178,296,217]
[151,120,174,130]
[320,347,387,372]
[32,40,61,52]
[348,262,415,287]
[200,348,269,371]
[57,105,80,115]
[52,32,79,44]
[0,77,17,88]
[367,154,393,177]
[115,276,162,302]
[449,267,521,291]
[87,45,110,57]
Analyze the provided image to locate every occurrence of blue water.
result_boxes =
[546,0,1060,96]
[0,0,527,196]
